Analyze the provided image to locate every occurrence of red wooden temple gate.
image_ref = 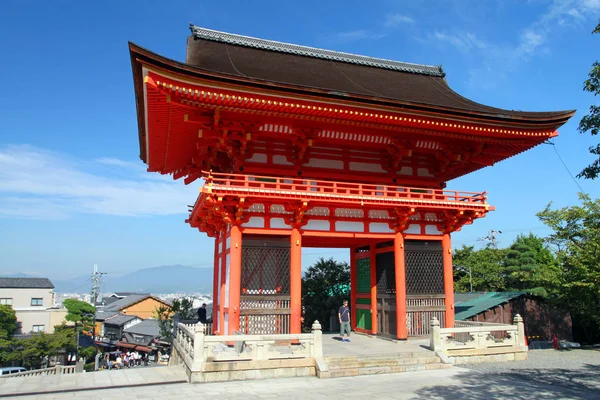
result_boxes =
[129,25,573,338]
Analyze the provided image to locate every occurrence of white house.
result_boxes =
[0,278,66,334]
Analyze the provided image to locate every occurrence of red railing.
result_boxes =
[201,171,489,210]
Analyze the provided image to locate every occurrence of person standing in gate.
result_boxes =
[197,303,207,324]
[338,300,351,342]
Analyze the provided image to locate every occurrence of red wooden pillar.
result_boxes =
[442,233,455,328]
[369,243,377,335]
[212,236,220,333]
[394,232,407,339]
[350,246,357,330]
[290,228,302,334]
[219,230,227,334]
[228,225,242,334]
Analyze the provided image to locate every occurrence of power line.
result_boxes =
[548,139,586,194]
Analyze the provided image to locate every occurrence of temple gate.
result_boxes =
[129,25,573,338]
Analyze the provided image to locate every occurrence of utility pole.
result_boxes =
[480,229,502,249]
[90,265,106,342]
[90,264,106,307]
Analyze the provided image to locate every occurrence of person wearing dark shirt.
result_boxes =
[197,303,207,323]
[338,300,351,342]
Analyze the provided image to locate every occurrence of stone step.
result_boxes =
[327,362,452,379]
[324,352,430,363]
[327,356,442,369]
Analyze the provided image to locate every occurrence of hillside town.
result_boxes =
[0,276,212,372]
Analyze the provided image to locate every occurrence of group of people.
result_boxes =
[103,351,149,370]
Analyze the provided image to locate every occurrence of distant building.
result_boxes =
[102,294,172,319]
[454,292,573,341]
[0,278,67,334]
[121,319,161,352]
[103,314,143,341]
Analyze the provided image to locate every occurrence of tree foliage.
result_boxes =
[155,305,174,343]
[0,324,85,369]
[503,234,560,297]
[0,305,17,339]
[302,257,350,331]
[453,234,558,297]
[578,20,600,179]
[453,246,507,292]
[63,299,95,333]
[171,298,195,320]
[537,194,600,343]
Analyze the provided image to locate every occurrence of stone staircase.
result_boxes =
[318,352,452,379]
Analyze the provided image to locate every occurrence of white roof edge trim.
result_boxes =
[189,24,444,77]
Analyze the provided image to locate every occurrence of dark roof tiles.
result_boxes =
[0,278,54,289]
[104,314,140,326]
[123,319,160,337]
[184,25,574,122]
[190,24,444,76]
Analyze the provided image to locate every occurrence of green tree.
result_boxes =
[171,298,196,320]
[537,194,600,343]
[155,305,174,343]
[63,299,96,333]
[453,245,507,292]
[503,234,560,297]
[63,299,96,360]
[302,257,350,331]
[578,20,600,179]
[0,305,17,339]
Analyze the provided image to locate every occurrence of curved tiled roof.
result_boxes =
[189,24,444,77]
[183,26,574,122]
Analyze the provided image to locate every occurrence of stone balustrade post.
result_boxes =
[54,364,61,375]
[312,320,323,358]
[255,342,268,360]
[514,314,525,347]
[430,317,442,352]
[193,322,206,368]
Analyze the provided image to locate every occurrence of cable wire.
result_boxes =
[549,139,586,194]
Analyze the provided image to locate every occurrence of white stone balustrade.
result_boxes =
[0,364,78,379]
[429,314,527,364]
[172,321,324,375]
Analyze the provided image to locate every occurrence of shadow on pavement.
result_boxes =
[414,364,600,400]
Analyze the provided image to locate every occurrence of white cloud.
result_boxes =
[335,30,387,41]
[431,0,600,89]
[96,157,144,170]
[433,31,488,53]
[384,13,415,28]
[0,145,199,219]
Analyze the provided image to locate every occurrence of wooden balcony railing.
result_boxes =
[201,171,490,210]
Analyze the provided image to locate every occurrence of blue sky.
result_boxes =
[1,0,599,280]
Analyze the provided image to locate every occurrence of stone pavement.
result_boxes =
[0,365,187,398]
[9,366,597,400]
[322,332,431,356]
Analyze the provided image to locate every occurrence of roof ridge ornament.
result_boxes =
[189,23,445,77]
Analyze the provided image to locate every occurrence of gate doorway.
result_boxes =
[376,251,396,338]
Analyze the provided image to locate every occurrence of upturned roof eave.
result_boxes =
[130,42,574,124]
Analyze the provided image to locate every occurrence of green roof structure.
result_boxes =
[454,292,525,320]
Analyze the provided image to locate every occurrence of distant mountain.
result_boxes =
[0,273,37,278]
[53,265,213,294]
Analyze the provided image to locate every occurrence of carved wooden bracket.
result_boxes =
[388,207,416,233]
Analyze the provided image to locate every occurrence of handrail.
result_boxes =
[0,364,77,378]
[172,321,324,373]
[201,171,488,206]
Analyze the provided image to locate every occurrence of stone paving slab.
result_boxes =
[322,333,431,357]
[0,365,187,398]
[9,367,597,400]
